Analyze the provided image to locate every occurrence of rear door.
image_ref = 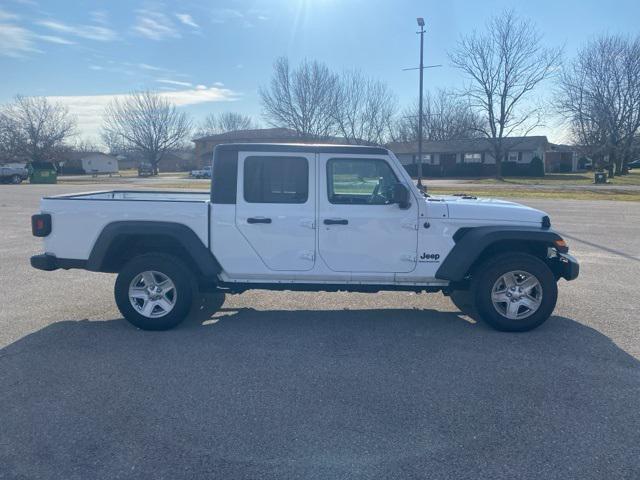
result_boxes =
[235,151,316,271]
[318,154,419,273]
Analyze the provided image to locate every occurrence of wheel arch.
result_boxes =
[87,221,222,278]
[436,226,564,282]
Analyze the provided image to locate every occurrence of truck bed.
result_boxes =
[40,190,210,260]
[45,190,210,202]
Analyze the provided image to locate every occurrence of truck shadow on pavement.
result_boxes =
[1,308,639,480]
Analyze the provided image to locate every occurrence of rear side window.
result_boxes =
[244,156,308,203]
[211,149,238,204]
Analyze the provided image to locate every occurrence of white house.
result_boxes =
[80,152,119,174]
[61,152,119,175]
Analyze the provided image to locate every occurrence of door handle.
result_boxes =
[247,217,272,224]
[323,218,348,225]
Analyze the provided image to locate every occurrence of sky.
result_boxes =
[1,0,639,144]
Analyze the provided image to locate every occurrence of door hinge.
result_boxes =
[299,219,316,229]
[300,250,315,261]
[401,221,418,230]
[401,254,417,262]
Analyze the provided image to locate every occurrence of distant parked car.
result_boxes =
[190,166,212,179]
[0,165,29,184]
[628,160,640,170]
[137,163,154,177]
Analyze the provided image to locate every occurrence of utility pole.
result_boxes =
[403,19,441,191]
[417,17,425,190]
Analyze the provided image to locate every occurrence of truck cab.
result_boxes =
[31,143,579,332]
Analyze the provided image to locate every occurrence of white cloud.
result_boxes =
[37,19,117,42]
[175,13,199,29]
[133,10,180,40]
[157,78,193,87]
[90,10,109,25]
[0,11,79,57]
[138,63,165,71]
[0,23,40,57]
[210,8,269,27]
[0,8,19,21]
[210,8,243,24]
[36,34,75,45]
[46,86,239,139]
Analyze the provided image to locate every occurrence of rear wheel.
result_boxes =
[11,174,22,184]
[472,253,557,332]
[115,253,195,330]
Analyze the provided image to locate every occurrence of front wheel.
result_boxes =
[472,253,558,332]
[115,253,195,330]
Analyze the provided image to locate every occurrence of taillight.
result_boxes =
[31,214,51,237]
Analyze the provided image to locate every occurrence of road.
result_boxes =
[1,184,639,479]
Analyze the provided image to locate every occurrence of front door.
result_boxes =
[440,153,457,176]
[236,152,316,271]
[318,154,419,273]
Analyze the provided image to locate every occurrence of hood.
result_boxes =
[428,195,548,225]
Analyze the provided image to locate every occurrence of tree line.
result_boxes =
[1,10,639,177]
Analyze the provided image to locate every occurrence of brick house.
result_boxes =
[193,128,347,167]
[387,136,551,177]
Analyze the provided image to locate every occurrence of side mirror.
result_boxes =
[392,183,411,209]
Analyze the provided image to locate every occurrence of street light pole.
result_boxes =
[417,17,425,191]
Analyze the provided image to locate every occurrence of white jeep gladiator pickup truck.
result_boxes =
[31,143,578,332]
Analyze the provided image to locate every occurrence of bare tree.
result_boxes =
[558,35,640,176]
[392,90,481,143]
[0,95,76,165]
[331,70,397,145]
[101,129,129,156]
[102,90,192,174]
[71,139,104,153]
[197,112,255,136]
[259,57,339,139]
[449,11,561,178]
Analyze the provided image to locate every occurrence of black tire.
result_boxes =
[114,253,196,330]
[449,289,477,318]
[472,253,557,332]
[11,175,22,184]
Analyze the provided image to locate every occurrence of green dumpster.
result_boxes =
[594,171,607,184]
[30,163,58,184]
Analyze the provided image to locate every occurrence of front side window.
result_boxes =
[244,156,308,203]
[327,158,398,205]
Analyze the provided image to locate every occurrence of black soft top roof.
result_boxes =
[214,143,389,155]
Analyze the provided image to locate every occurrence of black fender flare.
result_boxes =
[435,226,564,282]
[87,221,222,277]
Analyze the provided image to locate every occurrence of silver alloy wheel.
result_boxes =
[491,270,543,320]
[129,270,177,318]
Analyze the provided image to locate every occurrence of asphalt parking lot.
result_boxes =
[1,184,639,479]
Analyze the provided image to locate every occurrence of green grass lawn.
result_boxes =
[473,170,640,186]
[57,169,640,202]
[144,181,640,201]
